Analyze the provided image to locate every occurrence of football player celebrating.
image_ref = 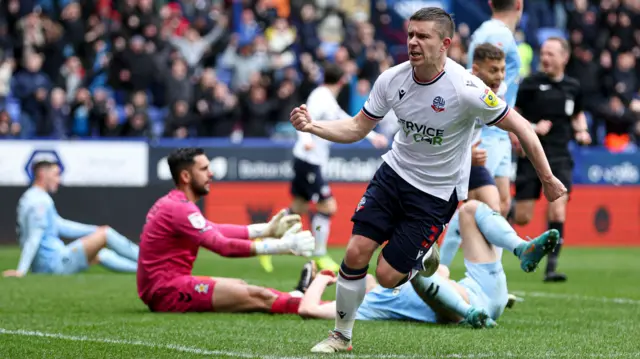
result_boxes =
[291,7,565,353]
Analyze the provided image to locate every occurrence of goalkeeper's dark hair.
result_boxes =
[167,147,206,185]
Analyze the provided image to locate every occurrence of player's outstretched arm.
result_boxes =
[200,223,315,258]
[212,209,301,240]
[5,212,46,277]
[298,272,338,319]
[4,232,42,277]
[290,105,378,144]
[247,209,302,239]
[496,111,567,201]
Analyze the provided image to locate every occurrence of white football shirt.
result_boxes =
[293,86,350,167]
[362,59,510,201]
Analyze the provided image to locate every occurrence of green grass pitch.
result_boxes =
[1,246,639,358]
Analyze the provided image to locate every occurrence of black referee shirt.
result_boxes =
[516,72,583,158]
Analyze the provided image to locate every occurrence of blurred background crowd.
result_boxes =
[0,0,638,151]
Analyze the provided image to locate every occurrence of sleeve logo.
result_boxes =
[194,283,209,294]
[481,88,499,108]
[188,212,206,229]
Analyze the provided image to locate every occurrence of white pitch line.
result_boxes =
[0,329,422,359]
[1,328,639,358]
[511,291,640,305]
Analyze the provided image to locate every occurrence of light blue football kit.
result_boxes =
[467,19,521,178]
[356,282,438,323]
[356,263,508,323]
[354,199,558,324]
[438,18,524,268]
[15,186,138,275]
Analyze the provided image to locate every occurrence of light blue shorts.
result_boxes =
[51,239,90,275]
[457,259,509,321]
[479,133,512,178]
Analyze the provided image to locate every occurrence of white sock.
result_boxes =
[311,212,331,256]
[334,265,368,340]
[288,290,304,298]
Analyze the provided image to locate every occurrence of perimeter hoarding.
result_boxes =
[203,182,639,247]
[146,144,640,247]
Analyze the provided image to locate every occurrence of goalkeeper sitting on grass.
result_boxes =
[137,148,315,314]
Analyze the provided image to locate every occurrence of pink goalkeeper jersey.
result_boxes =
[137,189,251,304]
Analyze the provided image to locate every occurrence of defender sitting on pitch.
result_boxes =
[137,148,315,313]
[295,200,559,327]
[3,161,140,277]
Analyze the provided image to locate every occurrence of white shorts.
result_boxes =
[457,259,509,321]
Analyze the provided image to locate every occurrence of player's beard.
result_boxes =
[190,179,210,196]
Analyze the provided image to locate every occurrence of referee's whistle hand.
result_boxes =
[575,131,592,145]
[542,176,567,202]
[535,120,553,136]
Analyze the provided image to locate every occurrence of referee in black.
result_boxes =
[510,37,591,283]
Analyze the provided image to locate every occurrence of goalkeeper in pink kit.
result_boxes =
[137,148,315,314]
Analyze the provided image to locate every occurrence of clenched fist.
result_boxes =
[542,176,567,202]
[290,105,314,132]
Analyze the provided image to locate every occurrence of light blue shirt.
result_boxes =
[15,186,65,273]
[467,19,521,138]
[356,283,437,323]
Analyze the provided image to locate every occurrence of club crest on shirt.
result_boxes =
[431,96,446,113]
[356,197,366,212]
[188,212,206,229]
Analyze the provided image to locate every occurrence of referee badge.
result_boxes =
[565,99,575,116]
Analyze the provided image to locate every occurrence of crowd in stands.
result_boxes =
[0,0,638,151]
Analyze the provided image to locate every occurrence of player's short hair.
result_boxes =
[544,36,571,54]
[472,43,506,63]
[167,147,206,185]
[409,7,455,39]
[323,63,344,85]
[32,160,58,178]
[491,0,518,12]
